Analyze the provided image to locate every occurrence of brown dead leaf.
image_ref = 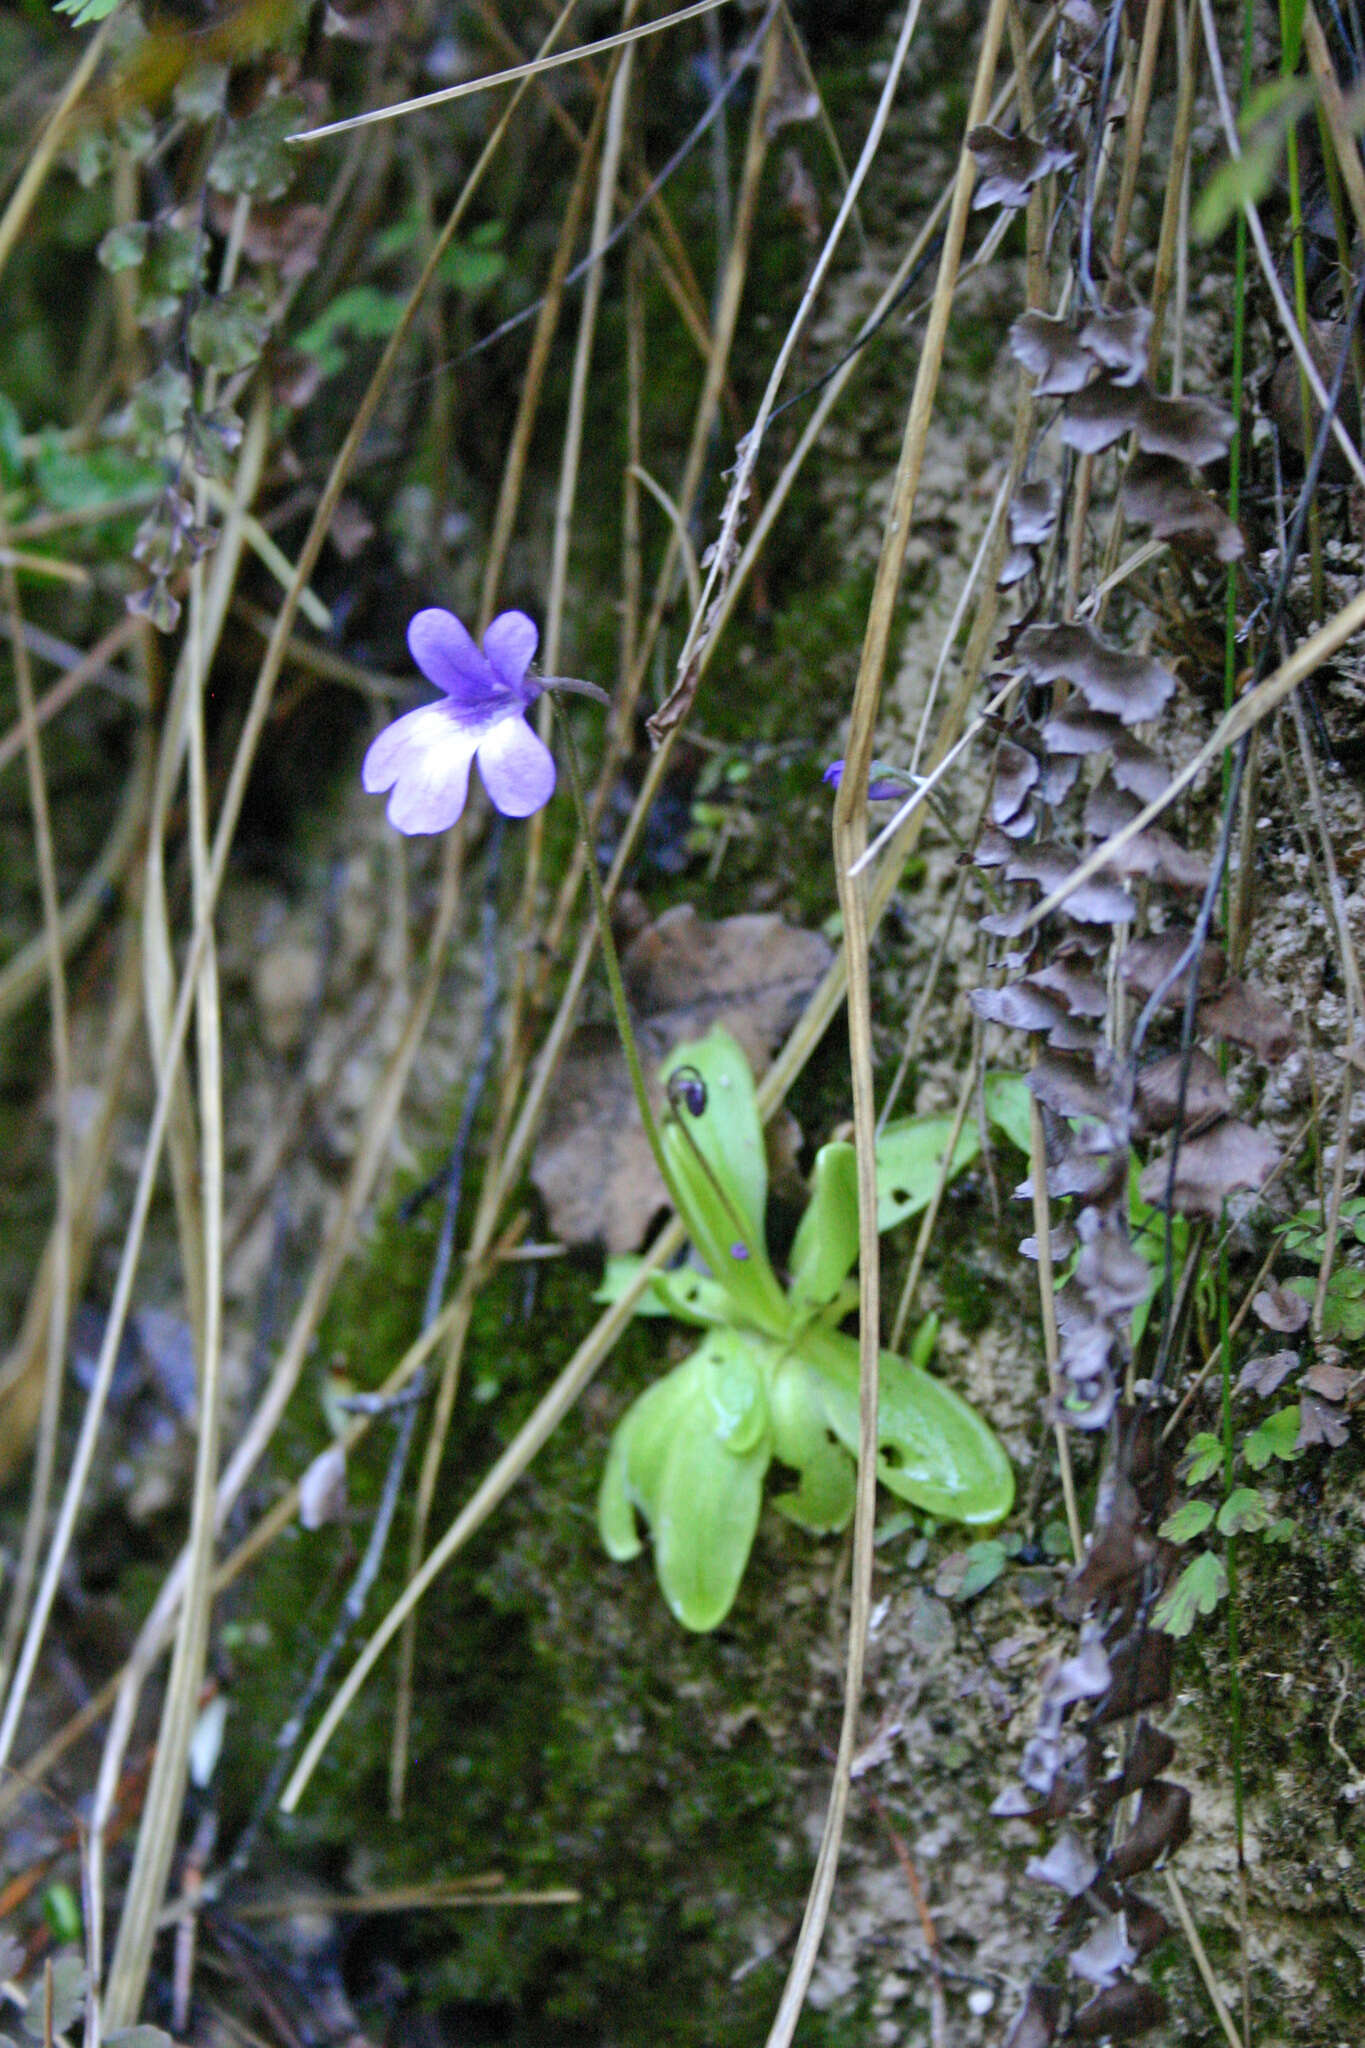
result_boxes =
[1298,1392,1350,1448]
[1138,1117,1279,1217]
[530,905,832,1252]
[1253,1282,1310,1334]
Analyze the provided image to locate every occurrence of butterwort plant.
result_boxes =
[597,1028,1021,1630]
[362,608,557,833]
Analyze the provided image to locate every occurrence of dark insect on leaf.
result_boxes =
[1111,1779,1191,1879]
[1071,1980,1168,2040]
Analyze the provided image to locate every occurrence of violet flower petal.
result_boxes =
[482,609,538,693]
[407,608,505,717]
[476,713,556,817]
[362,701,478,834]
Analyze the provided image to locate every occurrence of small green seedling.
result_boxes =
[1153,1406,1301,1638]
[596,1029,1020,1629]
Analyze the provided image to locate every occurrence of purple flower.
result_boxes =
[362,608,556,834]
[823,759,906,803]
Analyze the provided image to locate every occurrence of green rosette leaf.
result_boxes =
[789,1141,859,1314]
[793,1323,1014,1526]
[659,1031,790,1337]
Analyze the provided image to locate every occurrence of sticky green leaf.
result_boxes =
[651,1334,773,1630]
[1217,1486,1272,1535]
[1160,1498,1215,1543]
[660,1032,789,1337]
[875,1114,981,1232]
[795,1323,1014,1526]
[788,1140,858,1312]
[1245,1405,1303,1469]
[982,1070,1035,1157]
[598,1357,708,1561]
[1153,1551,1227,1636]
[773,1441,855,1533]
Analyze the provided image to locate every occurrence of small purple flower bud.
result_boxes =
[730,1242,750,1262]
[823,759,905,802]
[668,1066,707,1118]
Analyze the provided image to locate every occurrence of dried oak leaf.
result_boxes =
[1198,976,1295,1061]
[1018,622,1176,725]
[1079,306,1153,384]
[1060,378,1140,453]
[1071,1981,1167,2040]
[1123,452,1245,560]
[530,905,831,1252]
[969,126,1075,208]
[1010,311,1094,394]
[1138,1117,1279,1218]
[1252,1282,1310,1334]
[1298,1392,1350,1449]
[1135,1049,1231,1131]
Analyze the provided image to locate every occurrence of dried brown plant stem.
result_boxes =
[767,5,1009,2042]
[1028,1095,1084,1561]
[0,546,73,1699]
